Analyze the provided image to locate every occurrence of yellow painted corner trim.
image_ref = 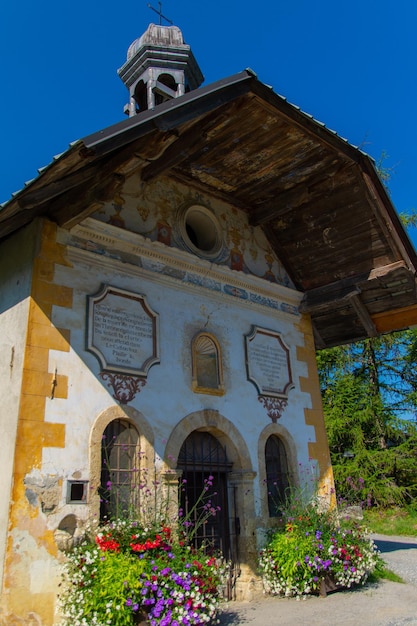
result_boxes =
[295,314,333,489]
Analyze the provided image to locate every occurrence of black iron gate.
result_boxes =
[177,430,241,598]
[177,431,232,556]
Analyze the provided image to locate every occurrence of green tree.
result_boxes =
[318,332,417,508]
[400,210,417,229]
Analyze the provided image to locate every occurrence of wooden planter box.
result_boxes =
[319,575,343,597]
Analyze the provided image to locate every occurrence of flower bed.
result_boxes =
[59,519,228,626]
[259,508,381,597]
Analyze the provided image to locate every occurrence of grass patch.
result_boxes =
[378,568,405,583]
[363,507,417,536]
[367,561,405,584]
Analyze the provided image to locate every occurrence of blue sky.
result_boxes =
[1,0,416,249]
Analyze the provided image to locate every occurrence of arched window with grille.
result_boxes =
[192,333,224,395]
[265,435,290,517]
[99,419,140,520]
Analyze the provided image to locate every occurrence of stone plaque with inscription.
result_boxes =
[87,285,159,376]
[245,326,294,398]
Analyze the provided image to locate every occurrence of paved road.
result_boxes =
[218,535,417,626]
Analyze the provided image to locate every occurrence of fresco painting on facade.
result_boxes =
[0,18,416,626]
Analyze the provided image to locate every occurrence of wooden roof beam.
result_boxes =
[300,261,411,314]
[372,304,417,334]
[249,185,309,225]
[17,164,98,211]
[312,323,326,350]
[348,293,378,337]
[141,110,230,182]
[53,173,125,228]
[16,140,144,212]
[249,163,356,227]
[361,169,417,271]
[141,124,206,181]
[300,286,361,314]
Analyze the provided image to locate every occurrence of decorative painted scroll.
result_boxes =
[258,396,288,423]
[100,372,147,404]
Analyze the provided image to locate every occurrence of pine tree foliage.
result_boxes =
[400,210,417,229]
[317,331,417,508]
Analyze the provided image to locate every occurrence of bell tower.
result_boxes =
[118,22,204,116]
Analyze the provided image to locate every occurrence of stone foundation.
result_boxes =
[0,611,43,626]
[233,567,264,602]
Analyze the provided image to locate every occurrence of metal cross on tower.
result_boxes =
[147,2,173,25]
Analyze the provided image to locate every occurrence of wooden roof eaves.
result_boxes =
[358,156,417,271]
[300,261,414,314]
[81,70,258,156]
[81,69,371,169]
[0,68,415,284]
[80,70,416,268]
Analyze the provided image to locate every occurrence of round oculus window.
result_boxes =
[180,205,223,258]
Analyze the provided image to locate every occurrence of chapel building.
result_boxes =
[0,21,416,625]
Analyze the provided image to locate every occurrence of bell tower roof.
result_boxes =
[126,23,186,60]
[118,23,204,116]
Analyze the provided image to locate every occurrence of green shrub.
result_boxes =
[59,475,229,626]
[59,519,229,626]
[259,489,382,597]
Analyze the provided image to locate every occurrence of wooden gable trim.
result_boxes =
[372,304,417,333]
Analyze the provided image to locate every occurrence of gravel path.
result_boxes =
[218,534,417,625]
[372,534,417,585]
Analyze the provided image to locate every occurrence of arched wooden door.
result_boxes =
[177,431,232,557]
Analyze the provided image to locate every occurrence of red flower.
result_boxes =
[95,534,120,552]
[162,526,172,539]
[130,534,165,552]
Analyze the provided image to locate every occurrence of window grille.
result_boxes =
[265,435,290,517]
[100,419,140,520]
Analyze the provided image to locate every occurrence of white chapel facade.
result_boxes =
[1,20,416,626]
